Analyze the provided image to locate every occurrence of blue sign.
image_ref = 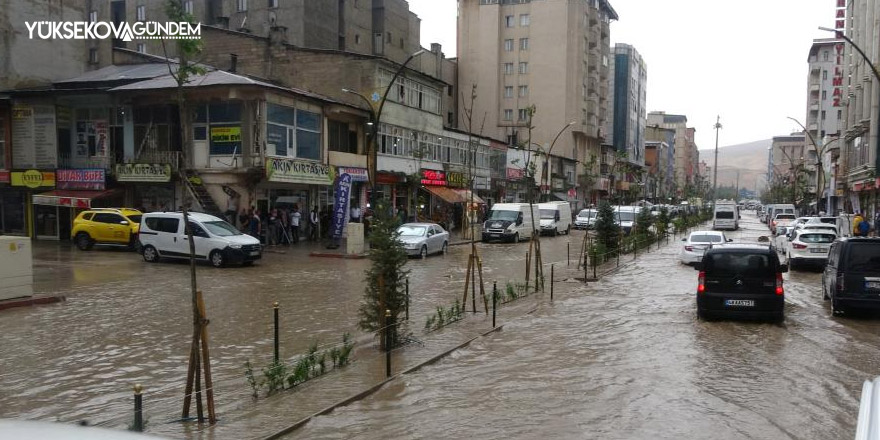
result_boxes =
[331,173,352,239]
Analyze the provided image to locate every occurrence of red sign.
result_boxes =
[376,173,403,184]
[833,1,846,107]
[0,170,8,184]
[506,168,524,181]
[56,169,106,190]
[420,169,447,186]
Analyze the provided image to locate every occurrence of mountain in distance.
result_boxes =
[698,139,772,192]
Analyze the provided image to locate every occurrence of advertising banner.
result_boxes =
[10,170,55,188]
[56,169,105,190]
[331,173,352,239]
[115,163,172,182]
[266,157,332,185]
[337,167,369,182]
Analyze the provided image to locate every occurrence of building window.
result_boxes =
[519,38,529,50]
[518,85,528,97]
[328,120,357,154]
[89,10,98,22]
[89,48,98,64]
[505,15,514,27]
[267,103,322,160]
[504,39,514,51]
[518,62,528,74]
[268,0,279,8]
[503,63,514,75]
[520,14,530,26]
[448,112,454,126]
[822,69,828,80]
[518,108,529,121]
[821,110,826,120]
[386,32,392,43]
[503,109,513,121]
[184,1,194,14]
[379,71,441,114]
[504,86,513,98]
[838,109,842,119]
[136,5,146,21]
[136,43,146,53]
[822,90,827,100]
[237,0,248,12]
[823,50,829,61]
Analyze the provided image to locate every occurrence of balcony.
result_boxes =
[810,83,820,93]
[588,29,598,48]
[133,150,182,170]
[588,77,598,93]
[809,101,819,111]
[588,54,598,71]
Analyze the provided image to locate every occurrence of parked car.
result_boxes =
[538,201,572,236]
[770,213,797,234]
[785,229,836,269]
[822,237,880,315]
[613,206,640,235]
[793,222,838,236]
[397,223,449,258]
[774,225,795,252]
[139,212,261,267]
[71,208,143,251]
[574,209,597,230]
[767,204,797,224]
[482,203,538,243]
[695,244,787,322]
[680,230,731,265]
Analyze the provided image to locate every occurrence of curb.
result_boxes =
[309,252,368,259]
[0,295,66,312]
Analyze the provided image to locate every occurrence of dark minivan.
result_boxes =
[696,244,788,322]
[822,237,880,315]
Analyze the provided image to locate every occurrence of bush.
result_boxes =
[593,200,620,253]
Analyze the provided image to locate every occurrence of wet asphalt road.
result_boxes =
[1,212,879,439]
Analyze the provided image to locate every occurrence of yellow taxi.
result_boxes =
[71,208,143,250]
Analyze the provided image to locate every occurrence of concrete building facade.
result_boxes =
[457,0,617,207]
[646,111,699,196]
[607,43,647,167]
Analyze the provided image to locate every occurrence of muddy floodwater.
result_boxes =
[1,213,878,439]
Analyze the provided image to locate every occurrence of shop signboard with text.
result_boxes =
[266,157,332,185]
[115,164,172,182]
[11,103,57,169]
[56,169,105,190]
[447,172,466,188]
[0,170,9,184]
[10,170,55,188]
[337,167,369,182]
[420,169,447,186]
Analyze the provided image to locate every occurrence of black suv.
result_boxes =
[822,237,880,315]
[696,244,788,322]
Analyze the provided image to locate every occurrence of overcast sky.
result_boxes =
[408,0,838,153]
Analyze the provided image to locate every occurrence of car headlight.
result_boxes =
[507,224,515,231]
[229,244,242,249]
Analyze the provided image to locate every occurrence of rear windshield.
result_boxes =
[798,233,835,243]
[691,234,723,243]
[705,253,773,277]
[776,214,796,220]
[848,243,880,271]
[715,211,734,219]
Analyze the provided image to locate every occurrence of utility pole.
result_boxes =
[734,170,740,201]
[713,116,722,202]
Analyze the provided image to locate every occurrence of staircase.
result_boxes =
[181,169,224,216]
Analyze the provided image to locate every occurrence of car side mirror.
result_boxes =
[779,264,789,273]
[120,220,129,225]
[681,238,686,242]
[726,238,733,242]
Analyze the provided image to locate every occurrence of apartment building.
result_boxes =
[607,43,647,168]
[457,0,617,207]
[646,111,698,194]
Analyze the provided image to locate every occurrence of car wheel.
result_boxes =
[512,233,519,243]
[441,241,448,255]
[789,259,798,271]
[822,275,830,300]
[75,232,94,251]
[831,295,844,316]
[419,245,428,259]
[142,245,159,263]
[210,250,225,268]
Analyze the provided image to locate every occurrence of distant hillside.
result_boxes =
[699,139,771,192]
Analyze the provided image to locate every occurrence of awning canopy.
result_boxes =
[551,192,570,201]
[425,186,486,205]
[32,189,122,209]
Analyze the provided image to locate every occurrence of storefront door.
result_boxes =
[0,190,26,235]
[34,204,59,240]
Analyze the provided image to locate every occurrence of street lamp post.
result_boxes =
[343,49,426,210]
[786,116,842,214]
[540,121,576,202]
[713,116,722,203]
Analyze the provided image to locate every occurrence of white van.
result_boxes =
[768,204,796,223]
[613,206,640,235]
[713,202,738,230]
[482,203,539,243]
[538,202,572,236]
[138,212,262,267]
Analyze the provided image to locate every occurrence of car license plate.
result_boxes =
[250,251,259,256]
[724,299,755,307]
[867,281,880,290]
[810,248,825,253]
[490,234,500,238]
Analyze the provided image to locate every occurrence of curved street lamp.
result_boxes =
[786,116,841,213]
[540,121,576,202]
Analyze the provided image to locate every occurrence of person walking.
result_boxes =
[309,206,320,241]
[248,208,261,242]
[279,208,291,245]
[290,205,302,244]
[857,212,870,237]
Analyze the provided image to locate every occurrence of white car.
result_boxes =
[785,229,836,269]
[574,209,597,230]
[793,222,838,236]
[680,230,730,264]
[397,223,449,258]
[139,212,262,267]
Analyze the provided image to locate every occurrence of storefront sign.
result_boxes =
[420,169,447,186]
[11,103,57,169]
[211,126,241,143]
[337,167,369,182]
[115,163,172,182]
[331,173,353,239]
[0,170,9,184]
[56,169,105,190]
[447,172,466,188]
[266,157,332,185]
[11,170,55,188]
[506,168,524,181]
[376,173,404,185]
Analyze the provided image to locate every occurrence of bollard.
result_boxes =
[492,281,497,328]
[593,251,597,280]
[567,242,570,267]
[385,309,392,378]
[273,302,280,364]
[405,277,410,322]
[551,264,554,301]
[133,384,144,432]
[583,253,587,281]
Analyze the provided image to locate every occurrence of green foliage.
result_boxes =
[163,0,207,82]
[424,299,465,332]
[655,207,670,236]
[634,206,653,237]
[593,200,620,252]
[262,361,287,395]
[249,333,354,398]
[244,360,263,398]
[359,200,410,348]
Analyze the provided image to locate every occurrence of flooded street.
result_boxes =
[288,213,879,440]
[2,212,879,439]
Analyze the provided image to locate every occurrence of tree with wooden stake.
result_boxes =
[520,107,545,292]
[159,0,214,425]
[460,85,489,314]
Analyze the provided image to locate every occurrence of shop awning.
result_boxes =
[551,192,570,201]
[424,187,486,204]
[32,189,122,209]
[453,189,486,205]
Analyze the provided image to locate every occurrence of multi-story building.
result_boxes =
[645,124,674,202]
[806,38,845,213]
[769,133,807,199]
[839,0,879,219]
[647,112,699,196]
[457,0,617,208]
[607,43,647,168]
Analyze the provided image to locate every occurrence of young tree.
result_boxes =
[634,205,653,238]
[359,200,410,348]
[593,200,620,252]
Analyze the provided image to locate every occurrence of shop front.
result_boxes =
[263,157,332,229]
[337,166,369,216]
[8,170,55,239]
[418,169,486,232]
[31,168,121,240]
[0,170,28,236]
[116,163,176,212]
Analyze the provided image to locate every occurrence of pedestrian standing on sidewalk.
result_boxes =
[267,209,279,246]
[290,205,302,244]
[874,209,880,237]
[309,206,320,241]
[279,208,290,245]
[248,208,261,242]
